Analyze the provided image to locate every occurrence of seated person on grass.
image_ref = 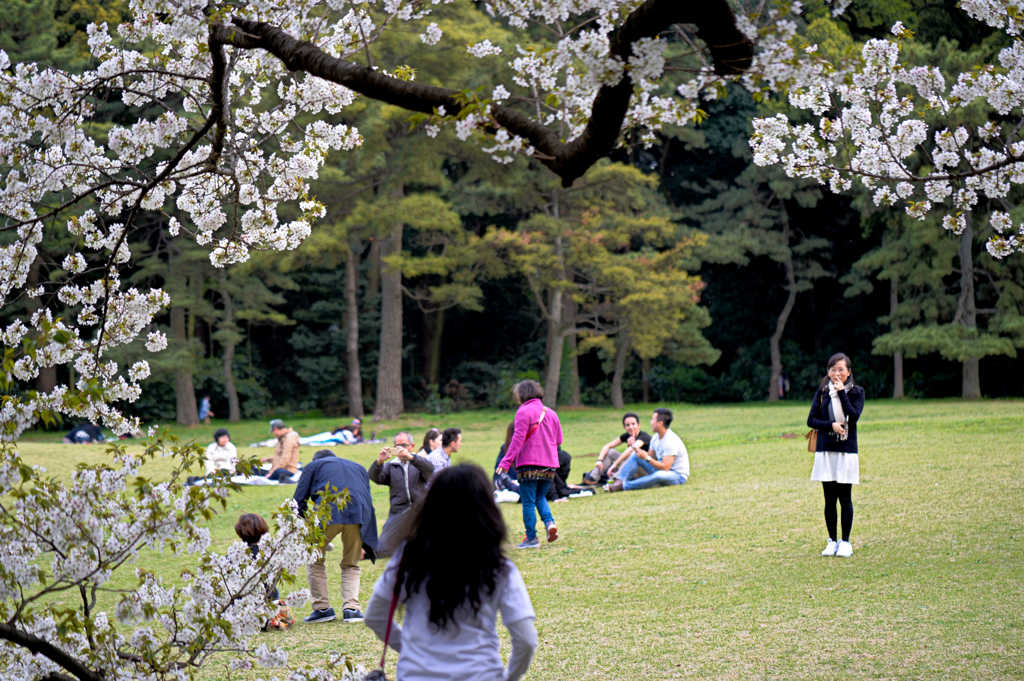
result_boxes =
[494,424,574,502]
[63,422,104,444]
[261,419,300,483]
[234,513,295,630]
[493,422,520,493]
[205,428,238,476]
[547,447,574,501]
[579,412,652,485]
[330,425,357,445]
[347,418,365,444]
[606,408,688,492]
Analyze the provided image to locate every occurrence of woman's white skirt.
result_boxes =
[810,451,859,484]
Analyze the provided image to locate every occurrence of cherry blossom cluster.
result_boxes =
[480,1,705,146]
[748,0,1024,259]
[0,439,323,680]
[0,0,372,437]
[468,1,825,154]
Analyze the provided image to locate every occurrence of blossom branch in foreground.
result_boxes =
[0,437,332,681]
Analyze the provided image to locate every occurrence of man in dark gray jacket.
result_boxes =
[368,431,435,556]
[294,449,378,624]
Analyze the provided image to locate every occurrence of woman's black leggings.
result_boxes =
[821,481,853,542]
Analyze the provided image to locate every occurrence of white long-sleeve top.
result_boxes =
[204,441,238,476]
[365,547,537,681]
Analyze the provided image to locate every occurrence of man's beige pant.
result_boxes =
[307,523,362,611]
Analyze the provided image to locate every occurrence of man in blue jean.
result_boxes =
[606,408,688,492]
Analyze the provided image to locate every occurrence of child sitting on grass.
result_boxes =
[234,513,296,631]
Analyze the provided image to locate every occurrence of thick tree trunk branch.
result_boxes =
[344,245,365,417]
[768,215,797,402]
[210,0,752,186]
[0,623,102,681]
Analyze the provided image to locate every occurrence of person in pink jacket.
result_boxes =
[496,379,563,549]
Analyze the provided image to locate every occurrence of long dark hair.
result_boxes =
[818,352,856,394]
[502,421,515,449]
[396,464,507,629]
[420,428,440,453]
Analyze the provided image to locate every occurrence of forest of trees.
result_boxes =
[4,0,1023,428]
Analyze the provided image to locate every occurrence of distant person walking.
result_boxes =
[807,352,865,558]
[198,395,214,424]
[364,464,537,681]
[496,380,562,549]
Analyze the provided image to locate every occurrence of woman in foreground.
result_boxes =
[364,464,537,681]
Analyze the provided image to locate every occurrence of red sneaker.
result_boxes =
[546,522,558,543]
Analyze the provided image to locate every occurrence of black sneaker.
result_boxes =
[303,607,336,623]
[342,608,365,622]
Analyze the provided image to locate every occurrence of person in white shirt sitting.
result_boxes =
[205,428,238,476]
[606,408,689,492]
[365,464,537,681]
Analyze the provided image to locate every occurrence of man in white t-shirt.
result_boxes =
[606,407,689,492]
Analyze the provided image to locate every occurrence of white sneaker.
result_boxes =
[821,539,838,556]
[494,489,520,504]
[836,540,853,558]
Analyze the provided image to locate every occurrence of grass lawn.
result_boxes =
[16,399,1024,680]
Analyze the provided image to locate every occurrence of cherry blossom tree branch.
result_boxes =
[211,0,752,186]
[0,623,102,681]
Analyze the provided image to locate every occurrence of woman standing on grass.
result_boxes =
[807,352,865,558]
[496,379,562,549]
[364,464,537,681]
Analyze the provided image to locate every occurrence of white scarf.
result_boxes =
[828,383,848,441]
